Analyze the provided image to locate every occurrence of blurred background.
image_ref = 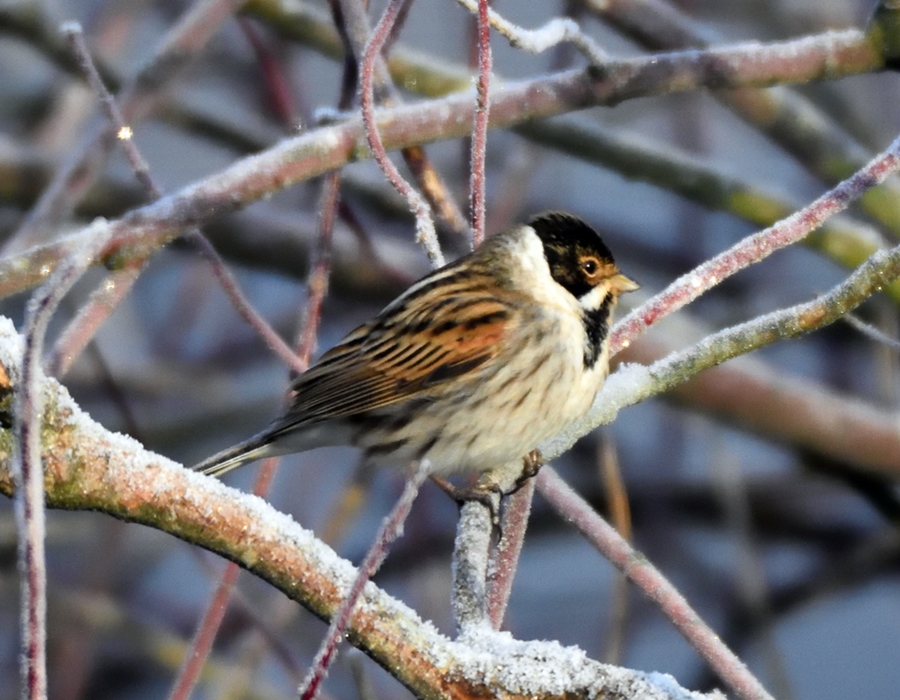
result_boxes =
[2,0,900,698]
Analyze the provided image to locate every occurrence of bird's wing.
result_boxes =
[276,272,521,429]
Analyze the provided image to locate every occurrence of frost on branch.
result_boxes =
[0,315,720,700]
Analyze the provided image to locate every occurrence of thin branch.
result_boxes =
[468,0,491,247]
[47,24,304,377]
[359,0,443,267]
[335,0,469,240]
[299,461,431,700]
[611,131,900,354]
[598,436,631,665]
[187,236,307,373]
[166,559,242,700]
[295,175,340,366]
[536,467,775,700]
[61,24,159,197]
[13,220,111,700]
[454,0,608,65]
[237,16,299,128]
[843,312,900,351]
[541,241,900,472]
[486,478,534,630]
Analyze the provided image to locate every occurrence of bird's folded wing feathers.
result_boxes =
[276,290,518,426]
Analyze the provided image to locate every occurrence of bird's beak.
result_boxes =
[610,273,640,294]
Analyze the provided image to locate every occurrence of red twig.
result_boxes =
[172,35,349,693]
[611,133,900,354]
[166,456,281,700]
[166,560,242,700]
[359,0,443,267]
[14,221,111,700]
[62,24,159,198]
[469,0,492,247]
[238,16,298,127]
[486,477,534,629]
[299,461,431,700]
[536,466,776,700]
[296,175,339,365]
[188,235,306,374]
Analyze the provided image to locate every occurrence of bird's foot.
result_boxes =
[432,450,545,528]
[432,476,503,526]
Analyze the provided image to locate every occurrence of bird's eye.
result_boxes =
[581,258,598,275]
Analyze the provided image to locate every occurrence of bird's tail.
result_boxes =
[191,434,277,477]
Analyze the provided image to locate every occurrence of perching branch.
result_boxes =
[0,314,716,700]
[541,241,900,471]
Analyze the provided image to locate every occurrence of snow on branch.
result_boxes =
[0,316,717,700]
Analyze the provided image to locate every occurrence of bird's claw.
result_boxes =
[432,476,504,526]
[432,450,545,531]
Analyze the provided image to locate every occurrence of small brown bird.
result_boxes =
[193,212,637,479]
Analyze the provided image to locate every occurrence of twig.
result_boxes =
[359,0,443,267]
[187,235,305,374]
[598,436,631,665]
[542,241,900,470]
[62,24,159,197]
[454,0,608,65]
[708,447,793,699]
[843,312,900,351]
[166,558,242,700]
[48,23,304,377]
[295,175,339,366]
[10,0,245,251]
[13,219,111,700]
[336,0,469,241]
[451,498,495,631]
[611,131,900,354]
[485,478,534,630]
[299,460,430,700]
[237,16,299,128]
[469,0,491,247]
[536,466,776,700]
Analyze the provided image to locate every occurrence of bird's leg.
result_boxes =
[431,450,544,527]
[432,476,503,527]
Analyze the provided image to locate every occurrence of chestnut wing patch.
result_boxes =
[278,294,514,427]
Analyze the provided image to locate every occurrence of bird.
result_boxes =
[192,212,638,481]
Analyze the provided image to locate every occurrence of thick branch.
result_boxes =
[0,317,714,700]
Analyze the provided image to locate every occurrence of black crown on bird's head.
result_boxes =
[528,212,615,262]
[527,211,618,299]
